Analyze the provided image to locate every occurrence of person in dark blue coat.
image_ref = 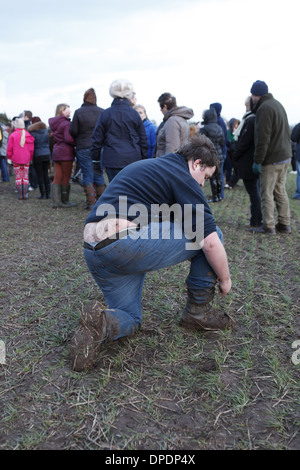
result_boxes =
[28,117,51,199]
[91,79,148,182]
[70,134,233,371]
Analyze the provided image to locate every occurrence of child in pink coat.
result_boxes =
[7,118,34,199]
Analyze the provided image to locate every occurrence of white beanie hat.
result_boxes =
[15,118,26,147]
[109,79,134,99]
[15,118,25,129]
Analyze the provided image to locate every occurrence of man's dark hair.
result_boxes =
[179,134,220,171]
[157,93,177,110]
[24,110,33,120]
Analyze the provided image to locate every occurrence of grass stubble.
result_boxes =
[0,174,299,450]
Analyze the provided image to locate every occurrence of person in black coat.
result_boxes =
[232,96,262,228]
[200,108,225,203]
[70,88,105,209]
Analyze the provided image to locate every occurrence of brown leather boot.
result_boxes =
[275,222,291,233]
[84,185,96,210]
[179,289,234,331]
[95,184,106,200]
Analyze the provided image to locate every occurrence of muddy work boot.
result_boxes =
[70,301,107,372]
[179,289,233,331]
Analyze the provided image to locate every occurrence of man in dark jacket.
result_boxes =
[232,96,262,228]
[70,135,233,371]
[250,80,292,234]
[70,88,105,209]
[91,79,148,183]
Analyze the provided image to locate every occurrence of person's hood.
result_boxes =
[48,115,69,131]
[209,102,222,116]
[202,108,217,125]
[164,106,194,121]
[28,121,47,132]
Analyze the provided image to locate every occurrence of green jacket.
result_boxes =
[254,93,292,165]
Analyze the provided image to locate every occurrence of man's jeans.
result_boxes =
[84,222,223,341]
[77,148,105,186]
[260,162,290,227]
[292,160,300,199]
[0,158,10,182]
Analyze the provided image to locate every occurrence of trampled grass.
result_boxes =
[0,172,299,450]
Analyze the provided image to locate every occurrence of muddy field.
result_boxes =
[0,175,299,450]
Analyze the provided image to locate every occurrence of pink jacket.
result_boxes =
[7,129,35,165]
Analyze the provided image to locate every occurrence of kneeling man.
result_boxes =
[71,134,233,371]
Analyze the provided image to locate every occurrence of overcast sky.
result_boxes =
[1,0,299,126]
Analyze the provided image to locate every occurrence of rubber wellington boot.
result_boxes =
[16,184,23,200]
[51,183,65,208]
[22,184,29,200]
[70,301,108,372]
[61,184,77,207]
[179,288,233,331]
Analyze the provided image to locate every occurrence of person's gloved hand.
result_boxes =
[252,162,262,175]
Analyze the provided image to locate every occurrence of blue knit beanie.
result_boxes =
[250,80,268,96]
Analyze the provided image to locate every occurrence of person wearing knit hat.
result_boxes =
[14,118,26,147]
[90,79,148,182]
[250,81,292,234]
[250,80,268,97]
[109,79,135,100]
[7,118,34,199]
[70,88,105,209]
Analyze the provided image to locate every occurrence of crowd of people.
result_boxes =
[0,78,299,370]
[1,79,298,219]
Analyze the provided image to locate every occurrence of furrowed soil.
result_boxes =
[0,174,299,450]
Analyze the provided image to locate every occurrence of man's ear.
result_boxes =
[193,158,202,169]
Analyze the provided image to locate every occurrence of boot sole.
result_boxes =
[70,301,107,371]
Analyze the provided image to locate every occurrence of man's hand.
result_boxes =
[252,162,262,175]
[218,278,232,296]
